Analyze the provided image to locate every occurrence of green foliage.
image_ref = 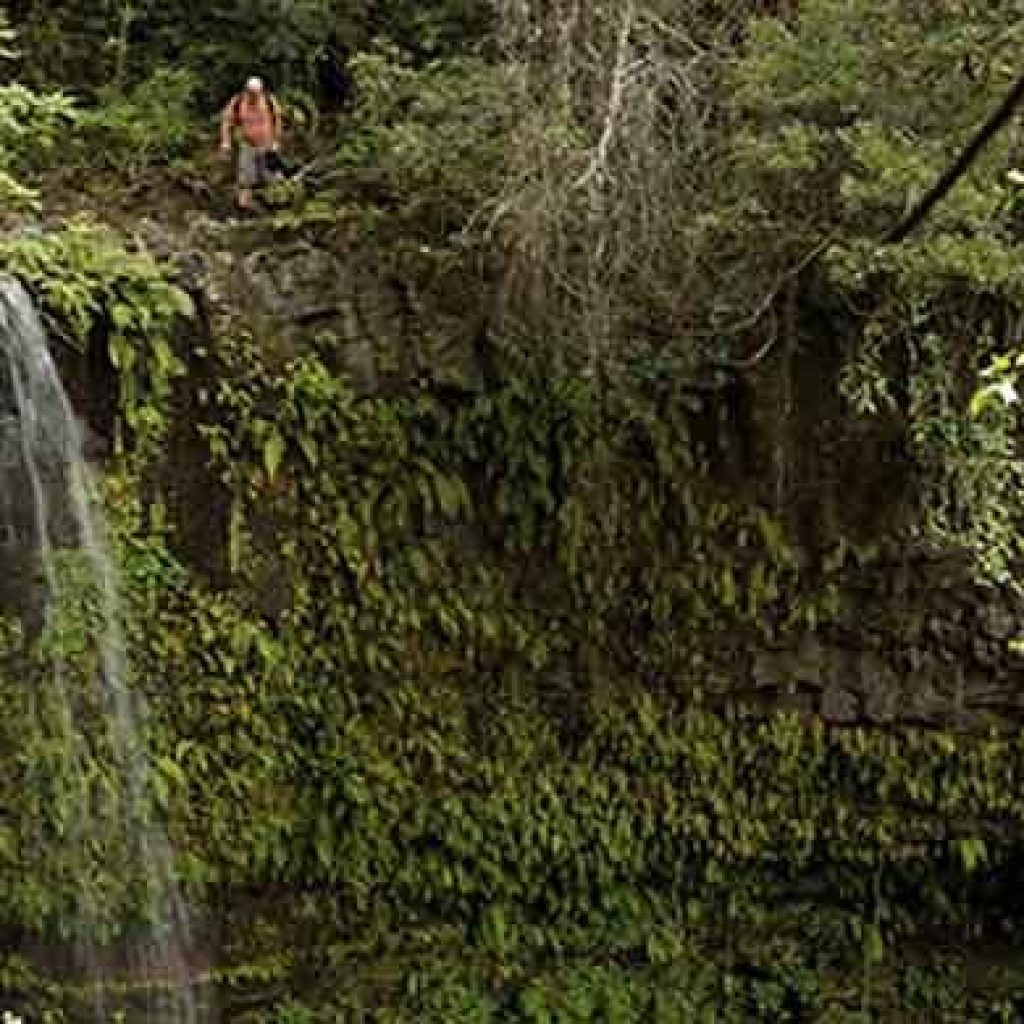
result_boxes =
[154,0,349,97]
[907,328,1024,583]
[0,223,192,448]
[38,307,993,1017]
[452,374,593,550]
[75,66,199,177]
[8,0,491,102]
[231,0,338,92]
[0,84,77,174]
[259,1000,319,1024]
[0,77,73,223]
[0,546,168,947]
[0,170,40,217]
[341,47,515,231]
[730,0,1024,579]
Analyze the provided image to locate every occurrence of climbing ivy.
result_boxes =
[0,222,193,451]
[0,311,974,1018]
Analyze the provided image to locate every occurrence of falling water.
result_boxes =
[0,276,201,1021]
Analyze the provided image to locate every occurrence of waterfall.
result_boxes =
[0,276,202,1021]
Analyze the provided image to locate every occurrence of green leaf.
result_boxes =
[954,837,987,874]
[863,922,884,965]
[297,431,318,468]
[110,302,134,330]
[263,430,286,481]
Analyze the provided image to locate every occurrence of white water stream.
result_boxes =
[0,276,201,1021]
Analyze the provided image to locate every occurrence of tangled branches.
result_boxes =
[479,1,805,382]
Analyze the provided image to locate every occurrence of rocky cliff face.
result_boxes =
[752,554,1024,726]
[98,211,1019,734]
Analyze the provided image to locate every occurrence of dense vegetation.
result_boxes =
[2,1,1024,1020]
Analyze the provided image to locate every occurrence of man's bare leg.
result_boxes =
[237,186,254,210]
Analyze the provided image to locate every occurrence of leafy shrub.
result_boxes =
[341,47,515,226]
[260,1001,319,1024]
[75,66,199,177]
[0,84,77,174]
[0,222,193,446]
[0,81,75,227]
[0,170,40,218]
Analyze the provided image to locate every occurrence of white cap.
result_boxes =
[245,76,264,92]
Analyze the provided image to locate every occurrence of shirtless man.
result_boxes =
[219,76,283,211]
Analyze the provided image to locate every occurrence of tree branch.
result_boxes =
[573,0,636,192]
[886,67,1024,244]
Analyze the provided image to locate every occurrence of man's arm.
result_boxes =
[270,96,284,149]
[219,99,236,151]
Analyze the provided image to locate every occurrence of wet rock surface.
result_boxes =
[137,217,491,396]
[749,554,1024,727]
